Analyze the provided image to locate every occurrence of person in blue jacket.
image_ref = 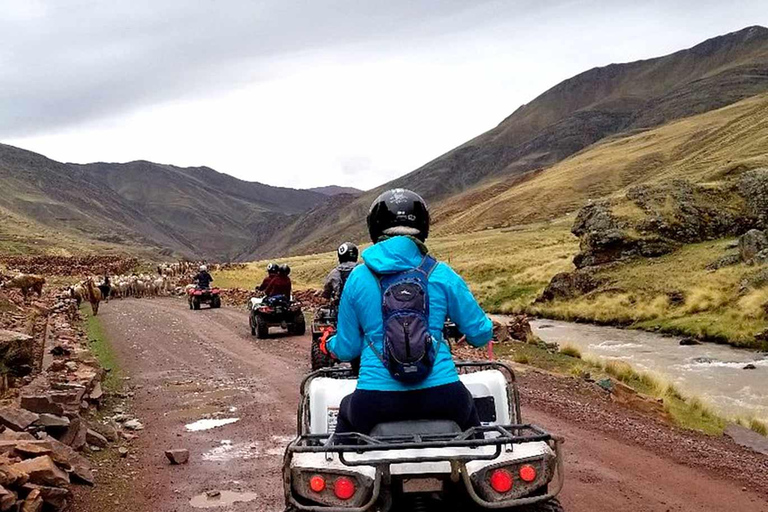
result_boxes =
[325,188,493,435]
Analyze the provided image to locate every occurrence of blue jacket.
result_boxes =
[327,236,493,391]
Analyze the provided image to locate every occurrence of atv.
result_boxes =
[187,286,222,310]
[283,362,564,511]
[311,306,338,371]
[249,295,306,338]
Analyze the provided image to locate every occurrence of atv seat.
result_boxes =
[370,420,461,438]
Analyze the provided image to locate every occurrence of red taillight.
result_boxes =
[519,464,537,483]
[489,469,513,493]
[333,477,356,500]
[309,475,326,493]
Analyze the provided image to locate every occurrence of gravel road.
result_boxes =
[73,299,768,511]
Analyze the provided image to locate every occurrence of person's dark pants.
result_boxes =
[334,381,480,435]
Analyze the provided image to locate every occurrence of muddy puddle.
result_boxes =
[526,318,768,421]
[189,490,258,508]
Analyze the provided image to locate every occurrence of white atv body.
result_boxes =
[283,362,564,511]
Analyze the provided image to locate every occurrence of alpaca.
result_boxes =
[83,277,103,315]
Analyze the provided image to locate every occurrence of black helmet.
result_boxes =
[337,242,359,263]
[367,188,430,243]
[279,264,291,276]
[267,263,278,274]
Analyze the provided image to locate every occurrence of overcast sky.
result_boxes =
[2,1,767,190]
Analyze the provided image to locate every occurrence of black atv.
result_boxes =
[249,295,306,339]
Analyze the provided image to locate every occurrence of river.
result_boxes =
[527,319,768,421]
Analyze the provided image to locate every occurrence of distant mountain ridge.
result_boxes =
[0,144,325,260]
[308,185,362,196]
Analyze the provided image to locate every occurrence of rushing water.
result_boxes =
[526,319,768,421]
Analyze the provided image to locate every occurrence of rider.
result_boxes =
[257,263,279,293]
[325,189,493,435]
[193,265,213,289]
[322,242,359,306]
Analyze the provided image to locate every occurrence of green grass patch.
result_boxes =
[559,344,582,359]
[81,307,123,393]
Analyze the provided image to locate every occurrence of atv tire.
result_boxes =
[193,297,201,310]
[289,315,306,336]
[188,300,193,310]
[311,339,334,371]
[211,296,221,309]
[250,315,256,336]
[256,316,269,339]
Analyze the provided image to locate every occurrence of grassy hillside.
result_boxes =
[433,92,768,233]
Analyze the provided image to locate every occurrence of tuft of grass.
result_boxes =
[559,344,582,359]
[738,417,768,436]
[513,353,530,365]
[81,306,123,393]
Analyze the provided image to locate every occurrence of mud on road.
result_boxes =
[74,299,768,512]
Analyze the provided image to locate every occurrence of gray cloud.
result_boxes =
[1,0,529,137]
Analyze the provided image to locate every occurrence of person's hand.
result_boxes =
[319,326,336,356]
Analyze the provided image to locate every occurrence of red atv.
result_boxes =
[187,286,222,310]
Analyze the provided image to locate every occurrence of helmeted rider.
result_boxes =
[257,263,279,293]
[325,189,493,435]
[193,265,213,289]
[322,242,359,306]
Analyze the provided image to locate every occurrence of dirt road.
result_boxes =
[74,299,768,511]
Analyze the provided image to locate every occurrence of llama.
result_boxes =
[83,277,103,315]
[1,274,45,300]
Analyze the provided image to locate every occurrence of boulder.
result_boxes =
[123,419,144,431]
[679,338,701,346]
[507,315,534,342]
[0,432,35,442]
[738,168,768,227]
[164,449,190,465]
[537,271,602,302]
[0,407,39,432]
[11,456,69,487]
[39,436,93,485]
[58,418,86,450]
[91,421,119,443]
[0,486,16,511]
[11,442,53,458]
[738,229,768,262]
[705,252,741,271]
[20,488,43,512]
[19,396,64,417]
[0,331,34,377]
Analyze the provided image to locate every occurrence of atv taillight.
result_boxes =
[489,468,513,493]
[309,475,326,493]
[519,464,537,483]
[333,476,355,500]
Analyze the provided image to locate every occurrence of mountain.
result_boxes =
[0,144,325,260]
[308,185,362,196]
[273,25,768,255]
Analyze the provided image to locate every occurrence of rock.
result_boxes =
[92,421,119,443]
[738,168,768,227]
[0,407,39,432]
[0,464,28,487]
[537,271,602,302]
[63,362,77,372]
[19,396,64,417]
[164,449,189,465]
[679,338,702,346]
[0,432,35,442]
[34,414,70,430]
[38,436,93,485]
[596,379,614,392]
[20,488,43,512]
[85,429,108,449]
[738,229,768,262]
[666,290,686,306]
[507,315,534,342]
[706,252,741,271]
[725,423,768,456]
[123,419,144,431]
[58,418,86,450]
[88,382,103,402]
[0,486,16,511]
[743,363,757,370]
[11,456,69,487]
[5,441,53,458]
[47,361,65,373]
[20,484,69,511]
[117,447,129,458]
[0,330,32,346]
[754,249,768,265]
